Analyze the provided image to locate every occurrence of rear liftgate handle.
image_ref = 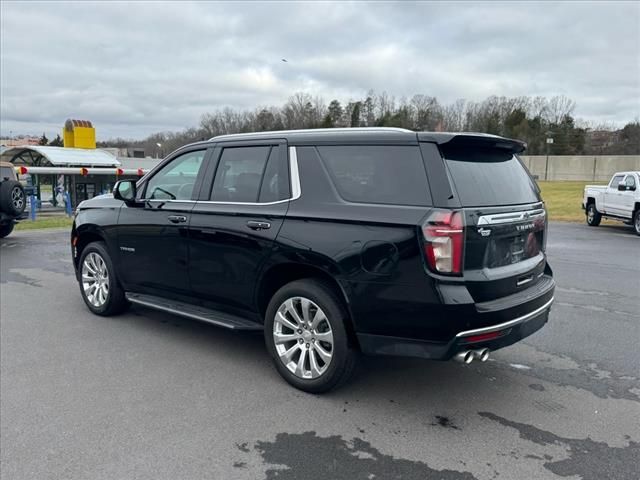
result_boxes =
[247,220,271,231]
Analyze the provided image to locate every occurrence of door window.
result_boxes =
[211,146,272,203]
[144,150,206,200]
[609,175,624,188]
[259,147,290,203]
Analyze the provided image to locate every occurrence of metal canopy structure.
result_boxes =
[0,146,120,167]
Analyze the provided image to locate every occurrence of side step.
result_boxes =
[125,293,263,331]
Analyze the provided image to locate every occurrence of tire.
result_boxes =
[77,241,129,316]
[634,210,640,236]
[0,222,14,238]
[586,203,601,227]
[264,279,358,393]
[0,181,26,216]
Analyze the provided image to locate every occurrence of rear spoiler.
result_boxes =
[417,132,526,154]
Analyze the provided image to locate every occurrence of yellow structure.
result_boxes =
[63,119,96,149]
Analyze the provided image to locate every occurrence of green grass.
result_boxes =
[15,216,73,230]
[538,181,611,223]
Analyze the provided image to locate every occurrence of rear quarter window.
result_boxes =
[442,147,539,207]
[316,145,431,206]
[1,166,15,181]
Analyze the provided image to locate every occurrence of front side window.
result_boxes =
[609,175,624,188]
[144,150,206,200]
[211,146,271,202]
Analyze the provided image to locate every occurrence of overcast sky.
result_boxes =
[1,1,639,140]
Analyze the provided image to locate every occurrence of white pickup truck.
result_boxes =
[583,171,640,235]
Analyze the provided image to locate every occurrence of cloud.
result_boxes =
[1,1,638,139]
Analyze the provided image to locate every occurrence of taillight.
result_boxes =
[422,210,465,275]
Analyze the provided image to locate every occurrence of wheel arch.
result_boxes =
[255,262,360,349]
[73,225,109,273]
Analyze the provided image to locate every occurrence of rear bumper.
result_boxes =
[357,279,554,360]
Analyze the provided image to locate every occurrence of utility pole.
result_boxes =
[545,132,554,181]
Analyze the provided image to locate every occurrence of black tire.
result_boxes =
[77,241,129,316]
[264,279,358,393]
[0,181,26,216]
[586,203,601,227]
[634,210,640,236]
[0,222,14,238]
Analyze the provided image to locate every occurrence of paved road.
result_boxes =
[1,223,639,480]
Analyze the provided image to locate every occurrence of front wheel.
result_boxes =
[78,241,128,316]
[586,203,601,226]
[634,210,640,236]
[264,279,358,393]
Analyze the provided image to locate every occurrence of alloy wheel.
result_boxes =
[273,297,334,379]
[11,187,24,210]
[81,252,110,307]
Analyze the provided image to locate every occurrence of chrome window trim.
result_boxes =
[455,297,554,338]
[151,146,301,206]
[477,208,546,226]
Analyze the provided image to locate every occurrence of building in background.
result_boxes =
[0,119,161,208]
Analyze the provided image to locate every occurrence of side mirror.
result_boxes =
[113,180,138,204]
[617,183,627,191]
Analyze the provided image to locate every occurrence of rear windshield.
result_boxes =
[442,147,539,207]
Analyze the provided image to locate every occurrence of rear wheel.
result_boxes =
[634,210,640,236]
[0,222,14,238]
[264,279,358,393]
[586,203,601,226]
[78,241,128,316]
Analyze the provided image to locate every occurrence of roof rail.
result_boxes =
[210,127,414,141]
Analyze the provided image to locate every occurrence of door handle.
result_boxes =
[247,220,271,230]
[168,215,188,224]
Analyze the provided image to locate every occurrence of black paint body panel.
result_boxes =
[72,129,554,360]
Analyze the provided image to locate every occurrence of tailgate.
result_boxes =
[439,139,548,303]
[463,204,547,302]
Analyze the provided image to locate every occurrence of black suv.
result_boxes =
[72,128,555,392]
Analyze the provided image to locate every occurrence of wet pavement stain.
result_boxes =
[431,415,460,430]
[253,431,478,480]
[480,412,640,480]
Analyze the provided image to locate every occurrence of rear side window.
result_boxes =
[317,145,430,206]
[442,147,539,207]
[211,146,271,202]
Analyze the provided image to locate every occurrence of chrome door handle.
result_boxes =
[247,220,271,230]
[168,215,187,223]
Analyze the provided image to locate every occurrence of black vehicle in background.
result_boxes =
[0,161,27,238]
[71,128,555,392]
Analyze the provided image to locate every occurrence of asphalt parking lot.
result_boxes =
[1,222,639,480]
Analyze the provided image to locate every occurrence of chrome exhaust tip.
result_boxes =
[454,351,474,364]
[473,348,490,362]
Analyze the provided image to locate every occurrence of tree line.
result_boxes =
[98,91,640,156]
